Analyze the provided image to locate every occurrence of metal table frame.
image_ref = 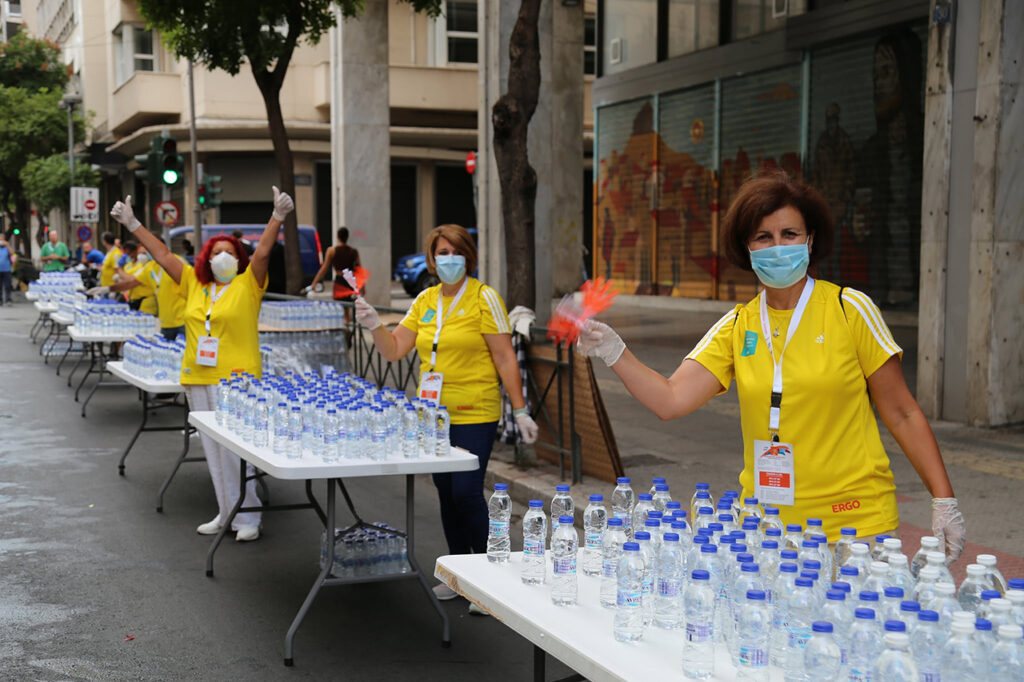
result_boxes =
[188,411,478,667]
[29,302,58,343]
[66,327,129,417]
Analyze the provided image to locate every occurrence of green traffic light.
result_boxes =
[13,227,21,235]
[162,169,179,185]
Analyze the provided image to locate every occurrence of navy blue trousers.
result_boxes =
[432,421,497,555]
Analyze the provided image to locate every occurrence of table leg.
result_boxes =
[283,478,336,667]
[156,407,199,513]
[118,390,149,475]
[29,312,43,342]
[74,342,97,402]
[81,343,110,417]
[39,319,56,357]
[205,456,247,578]
[67,344,87,387]
[404,474,451,648]
[534,646,545,682]
[55,333,77,376]
[306,480,326,526]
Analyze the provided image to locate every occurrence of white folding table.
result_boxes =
[66,326,130,416]
[188,411,479,666]
[435,552,786,682]
[29,300,58,342]
[106,361,202,512]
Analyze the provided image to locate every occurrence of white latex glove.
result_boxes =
[932,497,966,565]
[354,296,381,330]
[86,286,110,297]
[515,411,539,444]
[110,195,141,232]
[271,185,294,222]
[575,319,626,367]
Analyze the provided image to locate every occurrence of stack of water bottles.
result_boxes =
[73,305,158,336]
[57,291,87,317]
[29,272,84,300]
[259,301,346,330]
[320,523,409,578]
[484,477,1024,679]
[123,335,185,381]
[258,331,350,376]
[213,369,451,463]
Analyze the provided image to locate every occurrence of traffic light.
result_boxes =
[12,227,21,236]
[159,136,184,186]
[204,174,222,208]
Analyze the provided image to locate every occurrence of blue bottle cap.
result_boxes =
[840,566,859,576]
[1008,579,1024,591]
[744,497,759,505]
[292,406,301,411]
[257,398,266,403]
[812,621,833,633]
[802,560,822,571]
[652,477,667,485]
[840,527,858,536]
[718,514,734,523]
[672,510,688,519]
[663,533,679,543]
[762,540,779,549]
[807,518,823,527]
[741,563,759,573]
[666,501,682,510]
[800,570,820,582]
[883,587,904,599]
[917,609,939,622]
[802,540,820,549]
[634,531,651,541]
[708,523,724,533]
[900,600,921,612]
[529,500,543,508]
[786,524,803,533]
[617,477,631,485]
[671,521,687,530]
[980,590,1001,601]
[644,519,660,528]
[746,589,766,601]
[855,608,876,620]
[556,484,570,492]
[700,544,717,554]
[588,494,603,502]
[743,521,760,530]
[764,506,780,515]
[698,506,714,515]
[795,578,813,588]
[731,543,748,554]
[696,528,713,537]
[811,534,828,544]
[826,590,845,601]
[607,517,623,527]
[765,528,782,537]
[859,591,879,602]
[717,500,732,510]
[494,483,509,491]
[884,620,907,633]
[975,618,992,631]
[875,534,890,543]
[781,549,798,560]
[695,491,710,499]
[724,490,739,498]
[637,493,652,501]
[558,515,574,524]
[831,581,852,593]
[654,484,669,492]
[695,482,709,490]
[622,542,639,552]
[779,562,798,573]
[327,408,336,414]
[691,569,710,581]
[647,510,664,519]
[693,535,709,545]
[661,518,674,527]
[737,553,755,563]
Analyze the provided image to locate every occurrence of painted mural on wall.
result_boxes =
[594,24,925,306]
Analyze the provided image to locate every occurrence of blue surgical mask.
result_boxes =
[748,240,811,289]
[435,254,466,285]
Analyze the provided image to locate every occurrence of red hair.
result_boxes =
[194,235,249,284]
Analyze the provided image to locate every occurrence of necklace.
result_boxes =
[772,326,780,338]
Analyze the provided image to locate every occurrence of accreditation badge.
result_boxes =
[196,335,220,367]
[753,439,795,506]
[418,371,444,407]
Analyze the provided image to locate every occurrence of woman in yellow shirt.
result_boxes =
[108,187,294,542]
[578,172,966,563]
[356,224,539,597]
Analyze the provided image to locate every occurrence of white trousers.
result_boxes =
[185,384,262,529]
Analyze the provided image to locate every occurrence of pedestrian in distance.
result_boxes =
[39,229,70,272]
[109,186,295,542]
[577,170,965,563]
[304,226,361,324]
[0,233,14,305]
[99,232,123,288]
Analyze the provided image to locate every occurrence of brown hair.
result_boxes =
[721,170,834,271]
[425,224,477,276]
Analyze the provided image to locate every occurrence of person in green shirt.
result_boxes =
[40,230,70,272]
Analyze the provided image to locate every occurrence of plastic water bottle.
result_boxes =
[631,493,655,534]
[654,532,685,629]
[914,565,942,605]
[881,586,906,623]
[600,517,627,609]
[991,624,1024,677]
[550,484,574,539]
[401,405,418,458]
[897,600,921,632]
[976,553,1008,594]
[974,618,996,658]
[834,526,857,570]
[822,590,852,664]
[927,582,960,625]
[910,609,945,681]
[740,497,762,522]
[844,541,872,575]
[215,379,230,425]
[521,499,546,585]
[734,589,770,681]
[689,481,712,514]
[681,569,715,680]
[272,401,289,454]
[486,483,511,563]
[323,409,339,462]
[848,607,882,681]
[367,406,387,461]
[416,401,436,456]
[649,476,667,496]
[240,393,256,442]
[300,398,316,454]
[286,405,302,459]
[634,530,656,626]
[959,563,991,612]
[887,551,916,594]
[731,563,766,660]
[987,597,1015,630]
[758,540,780,582]
[652,483,672,513]
[941,619,987,680]
[252,397,269,448]
[613,542,644,642]
[782,524,803,552]
[803,621,841,681]
[873,620,919,680]
[925,550,955,585]
[770,562,797,666]
[580,494,607,577]
[783,578,818,681]
[550,515,578,606]
[434,406,450,457]
[760,506,783,535]
[870,535,891,562]
[611,477,636,540]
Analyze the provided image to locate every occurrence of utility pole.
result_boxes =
[188,60,202,253]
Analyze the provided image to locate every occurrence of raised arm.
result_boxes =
[250,186,294,287]
[307,245,336,292]
[109,196,184,284]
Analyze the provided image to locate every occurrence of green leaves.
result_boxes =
[0,32,68,92]
[20,154,100,216]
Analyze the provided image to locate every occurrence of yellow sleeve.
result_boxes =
[400,289,428,333]
[839,288,902,377]
[684,306,742,392]
[178,264,197,300]
[478,284,511,334]
[241,265,267,305]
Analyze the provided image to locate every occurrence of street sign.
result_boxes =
[154,200,181,227]
[465,151,477,174]
[77,225,92,242]
[71,187,100,222]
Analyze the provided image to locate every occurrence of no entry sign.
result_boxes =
[155,200,180,227]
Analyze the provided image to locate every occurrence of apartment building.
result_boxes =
[27,0,594,273]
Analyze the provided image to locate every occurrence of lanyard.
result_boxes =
[152,268,162,286]
[429,278,468,369]
[758,276,815,440]
[204,282,231,333]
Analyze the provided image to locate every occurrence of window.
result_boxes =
[602,0,657,76]
[114,24,157,86]
[444,1,477,64]
[584,16,596,76]
[668,0,719,57]
[733,0,805,41]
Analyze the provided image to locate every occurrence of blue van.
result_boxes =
[169,224,323,288]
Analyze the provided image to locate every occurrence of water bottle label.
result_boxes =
[602,559,616,578]
[738,647,767,668]
[616,590,640,607]
[787,630,809,649]
[585,532,602,549]
[920,674,940,682]
[685,621,712,643]
[524,539,544,557]
[275,425,288,438]
[553,557,576,576]
[657,578,680,598]
[641,578,652,595]
[489,520,509,538]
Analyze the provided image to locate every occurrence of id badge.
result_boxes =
[196,335,220,367]
[418,371,444,406]
[753,439,795,506]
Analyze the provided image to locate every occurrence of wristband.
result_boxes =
[513,407,528,419]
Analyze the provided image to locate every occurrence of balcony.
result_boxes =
[110,71,182,136]
[389,66,478,112]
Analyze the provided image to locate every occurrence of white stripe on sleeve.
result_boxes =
[687,308,738,360]
[841,290,902,356]
[481,287,511,333]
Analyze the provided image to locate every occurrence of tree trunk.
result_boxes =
[253,68,303,295]
[492,0,542,311]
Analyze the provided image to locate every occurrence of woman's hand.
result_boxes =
[932,497,966,565]
[576,320,626,366]
[110,196,141,232]
[272,186,294,222]
[354,297,381,330]
[514,410,539,444]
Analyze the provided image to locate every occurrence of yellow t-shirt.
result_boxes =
[100,247,122,287]
[138,257,186,329]
[178,264,267,385]
[400,278,511,425]
[125,260,157,315]
[685,280,903,541]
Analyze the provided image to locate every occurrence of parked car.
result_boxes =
[168,224,324,290]
[393,227,477,296]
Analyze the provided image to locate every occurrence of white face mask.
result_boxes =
[136,253,150,265]
[210,251,239,283]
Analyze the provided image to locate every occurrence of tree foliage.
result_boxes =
[21,154,100,216]
[0,32,68,92]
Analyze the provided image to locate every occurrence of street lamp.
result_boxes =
[58,93,83,180]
